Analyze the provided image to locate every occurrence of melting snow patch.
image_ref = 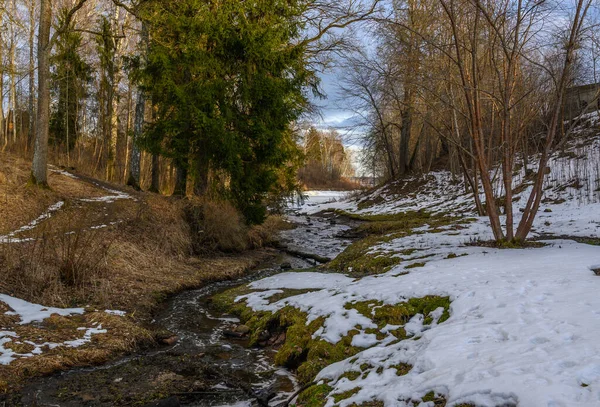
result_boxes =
[0,294,84,324]
[104,309,126,316]
[49,167,78,179]
[0,201,64,243]
[0,325,107,365]
[79,186,132,203]
[64,326,107,347]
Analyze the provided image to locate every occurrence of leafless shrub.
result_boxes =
[0,219,113,306]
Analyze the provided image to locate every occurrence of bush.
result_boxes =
[186,199,249,253]
[0,224,112,305]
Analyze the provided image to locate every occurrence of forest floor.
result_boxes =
[0,151,276,394]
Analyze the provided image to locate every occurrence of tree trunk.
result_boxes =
[193,156,210,196]
[9,0,17,145]
[31,0,51,186]
[105,81,116,180]
[149,153,160,193]
[127,87,145,190]
[28,0,35,150]
[399,107,412,175]
[127,22,148,190]
[173,164,187,196]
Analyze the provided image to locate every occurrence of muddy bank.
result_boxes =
[5,207,356,407]
[5,254,309,407]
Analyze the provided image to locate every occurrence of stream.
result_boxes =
[14,195,355,407]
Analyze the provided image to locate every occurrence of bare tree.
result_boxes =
[31,0,90,186]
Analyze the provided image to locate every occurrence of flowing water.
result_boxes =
[15,198,355,407]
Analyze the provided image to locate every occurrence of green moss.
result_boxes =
[333,387,361,403]
[364,328,386,341]
[421,391,447,406]
[296,384,333,407]
[297,332,360,383]
[346,296,451,332]
[214,290,451,401]
[328,234,404,276]
[340,370,361,381]
[267,289,318,304]
[213,286,362,384]
[329,211,473,276]
[392,363,412,376]
[406,262,426,269]
[275,309,327,370]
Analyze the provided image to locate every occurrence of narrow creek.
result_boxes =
[16,198,355,407]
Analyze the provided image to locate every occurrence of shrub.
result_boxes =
[0,223,112,305]
[186,199,249,253]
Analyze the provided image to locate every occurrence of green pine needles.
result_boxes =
[50,9,92,152]
[137,0,317,224]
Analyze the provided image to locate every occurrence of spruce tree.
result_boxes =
[138,0,315,223]
[49,10,91,152]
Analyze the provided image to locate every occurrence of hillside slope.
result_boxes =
[220,131,600,407]
[0,151,273,392]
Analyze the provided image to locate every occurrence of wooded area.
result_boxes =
[0,0,597,241]
[0,0,378,224]
[342,0,596,242]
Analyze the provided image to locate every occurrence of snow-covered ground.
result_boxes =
[0,293,126,365]
[238,136,600,406]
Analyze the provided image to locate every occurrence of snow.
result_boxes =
[49,167,78,179]
[104,309,126,316]
[80,186,132,203]
[243,240,600,406]
[0,201,64,244]
[0,295,113,364]
[0,294,84,324]
[0,324,108,365]
[289,190,354,214]
[64,326,107,347]
[237,134,600,406]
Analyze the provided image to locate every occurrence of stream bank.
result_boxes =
[7,200,356,407]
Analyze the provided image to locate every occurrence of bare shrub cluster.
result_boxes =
[0,224,112,306]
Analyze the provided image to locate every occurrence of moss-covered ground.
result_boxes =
[213,282,455,406]
[328,210,474,276]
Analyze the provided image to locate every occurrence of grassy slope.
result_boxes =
[0,151,275,392]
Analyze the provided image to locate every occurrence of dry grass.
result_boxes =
[0,151,282,391]
[0,154,56,235]
[0,312,154,393]
[185,198,286,254]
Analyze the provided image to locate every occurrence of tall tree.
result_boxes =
[28,0,36,149]
[126,22,148,190]
[31,0,90,186]
[50,11,92,154]
[138,0,316,222]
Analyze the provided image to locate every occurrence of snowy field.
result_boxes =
[238,137,600,406]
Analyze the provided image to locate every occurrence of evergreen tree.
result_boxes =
[138,0,315,223]
[96,15,120,180]
[49,10,91,151]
